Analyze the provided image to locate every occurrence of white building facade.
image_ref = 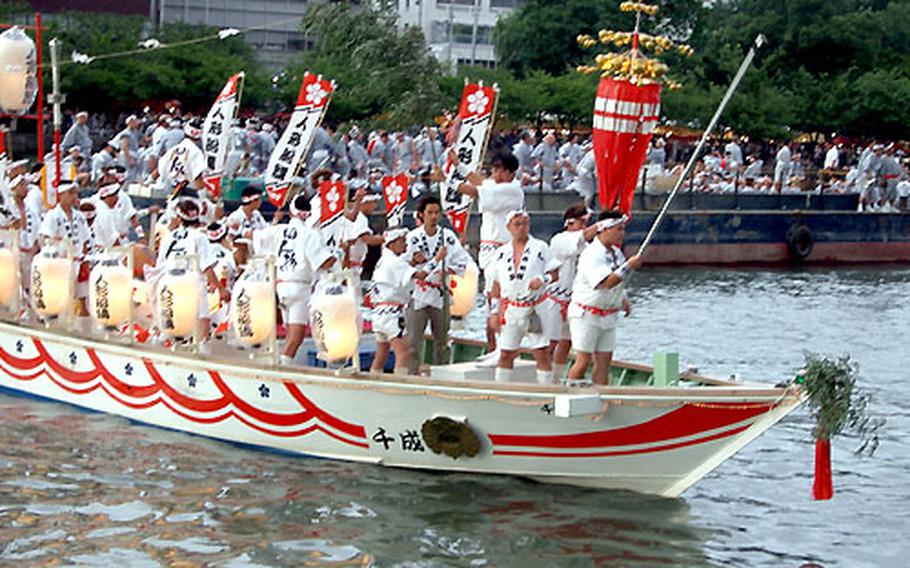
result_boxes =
[397,0,526,67]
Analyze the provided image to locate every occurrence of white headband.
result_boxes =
[594,214,629,233]
[384,227,408,244]
[7,174,24,188]
[56,180,78,194]
[98,183,119,198]
[208,224,228,241]
[506,209,530,224]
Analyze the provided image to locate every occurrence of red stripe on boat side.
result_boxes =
[283,382,367,440]
[492,424,751,458]
[488,402,773,449]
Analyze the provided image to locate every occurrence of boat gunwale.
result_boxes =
[0,320,799,403]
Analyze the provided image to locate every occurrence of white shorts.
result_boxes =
[277,281,311,326]
[541,296,570,342]
[569,318,616,353]
[499,305,551,351]
[372,305,405,342]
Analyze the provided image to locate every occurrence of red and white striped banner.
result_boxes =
[592,77,661,213]
[382,174,408,227]
[441,81,499,234]
[265,72,335,207]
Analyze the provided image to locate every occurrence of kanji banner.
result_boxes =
[441,81,498,234]
[592,77,661,213]
[202,72,244,178]
[381,174,408,227]
[265,72,335,207]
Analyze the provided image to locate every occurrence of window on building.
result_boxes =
[490,0,528,7]
[437,0,478,6]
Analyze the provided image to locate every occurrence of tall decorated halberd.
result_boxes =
[576,1,692,213]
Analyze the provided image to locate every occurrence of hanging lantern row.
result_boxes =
[575,2,692,89]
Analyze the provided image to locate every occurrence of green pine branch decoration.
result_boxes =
[799,354,883,456]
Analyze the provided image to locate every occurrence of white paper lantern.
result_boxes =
[0,27,37,114]
[89,262,132,327]
[230,279,275,346]
[31,256,73,317]
[0,247,19,305]
[311,287,360,362]
[450,260,479,317]
[156,270,200,338]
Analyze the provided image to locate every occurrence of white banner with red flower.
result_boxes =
[202,72,244,198]
[441,81,499,234]
[382,173,408,227]
[265,72,335,208]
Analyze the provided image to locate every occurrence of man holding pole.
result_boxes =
[567,211,643,385]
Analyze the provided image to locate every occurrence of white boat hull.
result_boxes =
[0,322,801,498]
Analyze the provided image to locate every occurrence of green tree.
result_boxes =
[288,1,444,129]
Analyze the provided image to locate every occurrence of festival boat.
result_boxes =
[0,308,802,498]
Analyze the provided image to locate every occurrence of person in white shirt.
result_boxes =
[155,200,230,339]
[369,228,430,375]
[226,186,268,239]
[205,222,237,336]
[92,183,129,252]
[773,144,792,193]
[404,195,470,374]
[344,185,383,280]
[567,211,643,385]
[9,175,40,291]
[542,204,597,381]
[488,210,561,384]
[253,194,338,364]
[824,143,841,171]
[154,120,207,193]
[37,180,92,310]
[456,152,525,350]
[512,131,535,187]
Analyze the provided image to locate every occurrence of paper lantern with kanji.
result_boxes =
[592,78,660,213]
[450,260,479,317]
[31,256,74,318]
[0,26,37,114]
[89,260,132,328]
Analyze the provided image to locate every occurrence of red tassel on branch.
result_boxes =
[813,437,833,500]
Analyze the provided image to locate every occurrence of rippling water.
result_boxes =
[0,266,906,567]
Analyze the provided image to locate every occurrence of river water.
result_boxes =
[0,266,905,567]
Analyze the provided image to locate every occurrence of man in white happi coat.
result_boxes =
[369,227,430,376]
[155,200,230,340]
[542,204,597,381]
[567,211,643,385]
[456,152,524,350]
[253,194,338,365]
[92,182,129,252]
[343,184,382,283]
[91,141,119,184]
[226,186,267,240]
[154,120,206,193]
[404,195,470,374]
[488,210,560,384]
[9,174,41,291]
[37,180,92,309]
[531,133,559,191]
[205,221,237,336]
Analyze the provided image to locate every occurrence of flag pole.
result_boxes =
[637,34,765,257]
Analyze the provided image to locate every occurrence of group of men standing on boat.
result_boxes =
[2,112,644,386]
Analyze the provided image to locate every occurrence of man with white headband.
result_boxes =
[567,210,643,385]
[92,182,129,251]
[405,194,470,374]
[38,180,91,311]
[206,221,236,336]
[456,151,524,352]
[154,119,206,193]
[369,227,431,376]
[344,184,383,283]
[227,186,267,240]
[488,209,561,384]
[10,175,40,291]
[253,193,338,365]
[542,203,598,381]
[115,114,143,182]
[156,200,229,340]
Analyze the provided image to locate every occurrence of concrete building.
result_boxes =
[396,0,526,67]
[154,0,313,70]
